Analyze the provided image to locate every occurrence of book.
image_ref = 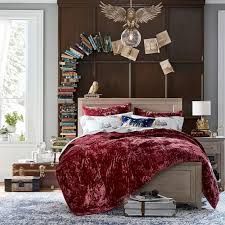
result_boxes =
[98,32,104,50]
[112,40,124,55]
[61,82,78,87]
[80,42,92,54]
[144,38,160,54]
[62,72,78,76]
[61,126,76,130]
[156,30,172,48]
[124,194,176,217]
[60,122,76,126]
[60,132,76,136]
[121,46,139,61]
[103,34,112,53]
[65,50,81,59]
[58,99,74,104]
[70,47,84,59]
[88,34,97,50]
[124,209,176,217]
[75,43,90,55]
[61,53,74,60]
[80,33,93,50]
[93,35,102,52]
[63,78,79,82]
[160,59,174,75]
[60,67,76,72]
[61,112,77,115]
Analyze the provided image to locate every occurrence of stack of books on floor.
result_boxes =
[124,193,176,217]
[59,104,77,140]
[50,136,70,152]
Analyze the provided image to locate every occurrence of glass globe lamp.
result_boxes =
[121,28,141,48]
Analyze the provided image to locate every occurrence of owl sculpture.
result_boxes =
[88,81,99,94]
[99,1,163,29]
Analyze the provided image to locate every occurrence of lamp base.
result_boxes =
[191,117,211,137]
[196,117,209,130]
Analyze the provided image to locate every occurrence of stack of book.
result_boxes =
[124,194,176,217]
[58,32,113,139]
[50,136,69,152]
[77,32,112,54]
[59,104,77,140]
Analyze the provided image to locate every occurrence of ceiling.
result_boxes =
[0,0,223,4]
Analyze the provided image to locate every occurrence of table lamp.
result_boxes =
[192,101,211,131]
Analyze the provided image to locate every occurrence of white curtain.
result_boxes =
[0,20,11,127]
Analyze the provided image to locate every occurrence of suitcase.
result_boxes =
[5,176,40,192]
[12,163,59,190]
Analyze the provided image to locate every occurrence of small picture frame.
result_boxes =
[112,40,124,55]
[156,30,172,48]
[160,59,174,75]
[120,46,139,61]
[144,38,160,54]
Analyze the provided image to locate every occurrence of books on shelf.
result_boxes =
[124,194,176,217]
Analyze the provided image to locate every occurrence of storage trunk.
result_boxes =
[5,176,40,192]
[12,163,59,190]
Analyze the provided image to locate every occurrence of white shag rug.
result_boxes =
[0,191,225,225]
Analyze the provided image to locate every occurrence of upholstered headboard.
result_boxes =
[78,98,182,136]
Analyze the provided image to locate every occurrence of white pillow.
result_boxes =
[152,116,184,131]
[80,112,133,135]
[130,114,184,131]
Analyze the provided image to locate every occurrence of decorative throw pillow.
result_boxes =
[82,103,131,116]
[80,112,133,135]
[152,116,184,131]
[121,115,155,128]
[134,107,183,118]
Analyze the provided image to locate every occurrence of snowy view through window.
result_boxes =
[0,20,27,140]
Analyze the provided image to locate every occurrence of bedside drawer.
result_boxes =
[201,142,220,154]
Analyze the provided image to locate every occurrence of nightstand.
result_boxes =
[195,137,225,189]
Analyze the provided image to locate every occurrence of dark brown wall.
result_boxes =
[58,0,205,133]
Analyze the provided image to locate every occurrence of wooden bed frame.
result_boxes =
[78,98,202,209]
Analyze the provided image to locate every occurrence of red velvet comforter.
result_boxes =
[56,129,219,215]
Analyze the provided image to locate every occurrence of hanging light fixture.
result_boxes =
[100,0,162,48]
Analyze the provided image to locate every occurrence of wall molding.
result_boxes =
[206,0,225,3]
[0,0,57,3]
[218,10,225,135]
[0,0,221,4]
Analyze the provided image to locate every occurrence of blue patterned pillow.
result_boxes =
[121,116,155,128]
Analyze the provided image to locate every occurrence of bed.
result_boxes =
[78,98,202,208]
[56,98,219,215]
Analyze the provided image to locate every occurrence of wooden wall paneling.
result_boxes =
[135,8,166,61]
[95,62,130,97]
[168,7,204,62]
[59,6,95,52]
[77,62,95,97]
[131,62,165,98]
[167,63,203,116]
[58,0,205,134]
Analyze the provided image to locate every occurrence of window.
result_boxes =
[0,11,43,145]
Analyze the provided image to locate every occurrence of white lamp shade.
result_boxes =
[192,101,211,116]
